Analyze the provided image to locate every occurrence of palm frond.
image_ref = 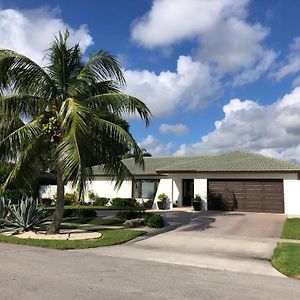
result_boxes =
[0,117,42,161]
[46,30,81,100]
[101,160,135,189]
[57,97,91,187]
[0,94,46,118]
[0,50,56,98]
[78,50,126,87]
[0,115,24,141]
[91,116,144,168]
[86,93,151,125]
[68,80,121,99]
[2,134,45,190]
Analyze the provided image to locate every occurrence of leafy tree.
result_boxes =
[0,31,151,233]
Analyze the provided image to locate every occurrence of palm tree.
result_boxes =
[0,31,151,233]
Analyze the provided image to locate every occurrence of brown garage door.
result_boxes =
[207,179,284,213]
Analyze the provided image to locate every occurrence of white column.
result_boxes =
[194,179,208,210]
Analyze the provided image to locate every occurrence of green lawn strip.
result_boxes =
[0,228,146,250]
[62,217,124,226]
[281,218,300,240]
[45,205,144,211]
[0,229,145,250]
[272,243,300,278]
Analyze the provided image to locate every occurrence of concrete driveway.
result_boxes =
[75,210,286,277]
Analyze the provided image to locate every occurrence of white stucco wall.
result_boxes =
[40,182,74,199]
[87,177,132,200]
[283,179,300,215]
[194,179,208,210]
[39,179,132,202]
[154,178,174,209]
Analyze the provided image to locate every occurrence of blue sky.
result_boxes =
[1,0,300,161]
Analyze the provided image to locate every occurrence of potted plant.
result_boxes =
[157,193,168,210]
[193,194,202,211]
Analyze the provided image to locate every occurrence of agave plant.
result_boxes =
[6,197,51,232]
[0,197,10,228]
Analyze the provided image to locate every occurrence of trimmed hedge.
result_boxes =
[110,198,138,207]
[146,214,164,228]
[95,197,109,206]
[117,211,164,228]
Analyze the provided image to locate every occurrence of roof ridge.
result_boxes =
[226,150,300,168]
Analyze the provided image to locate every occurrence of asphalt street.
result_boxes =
[0,243,299,300]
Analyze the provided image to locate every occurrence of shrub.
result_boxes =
[111,198,138,207]
[6,197,51,232]
[117,211,143,220]
[146,214,164,228]
[140,199,154,210]
[0,189,24,204]
[88,191,109,206]
[0,198,10,228]
[95,197,109,206]
[158,193,168,202]
[117,211,164,228]
[64,192,79,205]
[39,198,54,206]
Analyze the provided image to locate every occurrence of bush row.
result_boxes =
[42,194,154,209]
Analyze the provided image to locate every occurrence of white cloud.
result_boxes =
[124,55,220,117]
[139,134,173,156]
[131,0,273,81]
[198,17,270,73]
[159,123,188,135]
[174,87,300,162]
[131,0,248,48]
[274,37,300,81]
[0,7,93,65]
[233,49,277,85]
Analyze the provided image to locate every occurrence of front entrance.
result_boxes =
[182,179,194,206]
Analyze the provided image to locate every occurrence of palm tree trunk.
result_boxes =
[47,166,64,234]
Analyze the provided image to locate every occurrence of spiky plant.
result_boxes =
[0,30,151,233]
[6,197,51,233]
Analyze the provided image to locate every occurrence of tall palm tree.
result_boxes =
[0,31,151,233]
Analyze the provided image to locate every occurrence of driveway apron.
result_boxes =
[74,211,286,277]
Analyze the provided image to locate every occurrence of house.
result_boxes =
[40,151,300,214]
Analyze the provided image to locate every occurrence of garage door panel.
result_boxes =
[208,179,284,213]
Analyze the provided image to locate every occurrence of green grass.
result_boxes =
[63,217,124,226]
[45,205,144,211]
[0,229,145,250]
[272,243,300,278]
[281,218,300,240]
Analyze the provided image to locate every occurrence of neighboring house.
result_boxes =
[40,151,300,215]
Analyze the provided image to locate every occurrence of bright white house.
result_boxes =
[40,151,300,215]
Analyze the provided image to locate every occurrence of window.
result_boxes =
[133,180,159,199]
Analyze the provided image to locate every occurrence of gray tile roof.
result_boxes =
[93,151,300,175]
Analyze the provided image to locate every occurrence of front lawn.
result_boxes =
[281,218,300,240]
[272,243,300,278]
[0,229,145,250]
